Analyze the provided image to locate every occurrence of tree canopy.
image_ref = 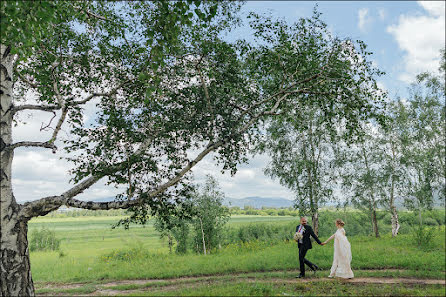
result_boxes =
[1,3,388,295]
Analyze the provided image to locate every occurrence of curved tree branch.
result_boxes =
[5,141,57,152]
[19,175,102,220]
[12,103,60,114]
[12,80,131,115]
[49,107,68,144]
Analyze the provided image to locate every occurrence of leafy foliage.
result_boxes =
[400,56,445,216]
[154,175,229,254]
[6,2,386,221]
[258,104,337,225]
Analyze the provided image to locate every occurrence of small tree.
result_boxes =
[154,214,190,254]
[191,175,230,254]
[335,125,382,238]
[28,228,60,252]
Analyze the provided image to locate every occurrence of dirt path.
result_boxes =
[36,269,446,296]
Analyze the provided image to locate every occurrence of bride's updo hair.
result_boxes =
[335,219,345,227]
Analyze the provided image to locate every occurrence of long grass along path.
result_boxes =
[35,269,446,296]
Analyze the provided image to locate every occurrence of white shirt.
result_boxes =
[297,225,305,243]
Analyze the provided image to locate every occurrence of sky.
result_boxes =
[12,1,445,203]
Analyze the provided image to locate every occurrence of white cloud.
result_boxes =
[191,153,294,200]
[387,1,445,82]
[11,148,124,203]
[358,8,373,32]
[419,1,445,17]
[10,96,125,203]
[378,8,386,21]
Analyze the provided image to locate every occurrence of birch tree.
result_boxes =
[401,51,445,225]
[375,100,409,237]
[337,127,382,238]
[1,2,385,296]
[258,105,337,236]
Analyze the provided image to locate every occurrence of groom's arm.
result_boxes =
[309,227,322,245]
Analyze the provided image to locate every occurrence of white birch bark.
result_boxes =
[1,44,35,297]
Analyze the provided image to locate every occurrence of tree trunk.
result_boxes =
[418,207,423,227]
[312,211,319,236]
[1,217,35,297]
[1,44,36,297]
[362,147,379,238]
[199,217,206,255]
[168,234,173,254]
[371,207,380,238]
[389,174,400,237]
[390,205,400,237]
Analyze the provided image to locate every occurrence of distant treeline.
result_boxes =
[46,208,129,218]
[222,209,446,247]
[46,206,445,229]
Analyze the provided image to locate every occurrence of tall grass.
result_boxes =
[28,211,445,284]
[30,227,445,283]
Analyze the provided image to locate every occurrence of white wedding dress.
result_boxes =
[326,228,354,278]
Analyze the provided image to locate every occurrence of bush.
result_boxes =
[101,243,168,262]
[411,225,436,249]
[423,217,438,226]
[224,222,295,245]
[29,227,60,252]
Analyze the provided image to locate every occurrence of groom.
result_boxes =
[295,217,324,278]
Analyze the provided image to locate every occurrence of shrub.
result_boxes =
[224,222,295,245]
[411,225,436,249]
[423,217,438,226]
[29,227,60,252]
[100,241,168,262]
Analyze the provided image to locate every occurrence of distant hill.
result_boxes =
[86,196,294,209]
[224,196,294,209]
[91,197,115,202]
[85,193,444,210]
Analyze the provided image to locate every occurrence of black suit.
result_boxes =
[296,224,321,276]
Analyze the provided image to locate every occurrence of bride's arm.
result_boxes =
[323,233,335,244]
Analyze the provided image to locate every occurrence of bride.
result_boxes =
[322,219,354,279]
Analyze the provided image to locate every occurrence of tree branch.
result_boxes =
[39,111,57,131]
[12,80,130,115]
[17,131,158,218]
[12,103,60,114]
[49,107,68,144]
[5,141,57,152]
[72,80,130,105]
[77,7,111,21]
[15,68,39,89]
[19,175,102,220]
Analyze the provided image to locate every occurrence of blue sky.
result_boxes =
[12,1,445,203]
[232,1,444,98]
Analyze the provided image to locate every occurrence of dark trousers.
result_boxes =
[298,247,315,276]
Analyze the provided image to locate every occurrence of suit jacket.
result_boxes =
[296,224,321,250]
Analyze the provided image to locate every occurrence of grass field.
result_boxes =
[28,214,445,296]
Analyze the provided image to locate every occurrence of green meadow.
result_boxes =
[28,212,446,296]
